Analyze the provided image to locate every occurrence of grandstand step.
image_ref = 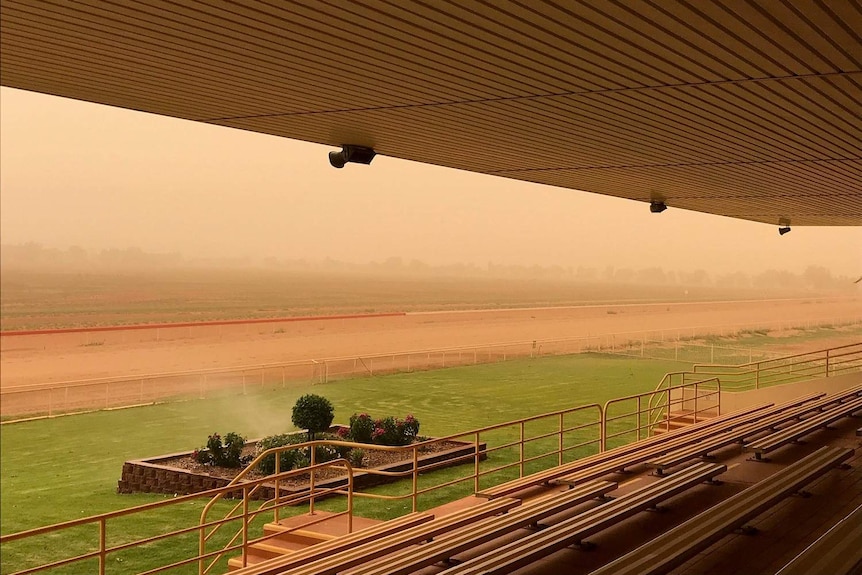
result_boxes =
[653,411,716,435]
[228,511,383,571]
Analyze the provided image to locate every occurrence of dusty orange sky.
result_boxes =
[1,87,860,276]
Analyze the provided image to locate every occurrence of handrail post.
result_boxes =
[637,396,642,441]
[519,422,525,477]
[242,485,249,567]
[474,432,480,493]
[600,406,607,452]
[274,449,281,524]
[199,514,206,575]
[693,383,699,423]
[309,443,316,515]
[99,518,106,575]
[825,349,830,377]
[665,388,670,433]
[412,446,419,513]
[558,412,564,466]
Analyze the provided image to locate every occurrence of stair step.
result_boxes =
[652,411,716,435]
[228,512,381,570]
[262,524,336,545]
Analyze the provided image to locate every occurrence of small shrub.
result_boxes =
[194,432,247,468]
[347,448,365,468]
[292,394,335,441]
[349,413,375,443]
[347,412,420,446]
[294,452,310,469]
[256,434,304,475]
[313,444,339,464]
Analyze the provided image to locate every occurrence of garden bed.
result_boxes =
[118,430,485,499]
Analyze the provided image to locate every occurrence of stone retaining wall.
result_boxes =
[118,439,486,500]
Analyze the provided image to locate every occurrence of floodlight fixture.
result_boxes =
[650,200,667,213]
[328,145,377,168]
[778,226,791,235]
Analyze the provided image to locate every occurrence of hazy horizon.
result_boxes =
[2,87,861,278]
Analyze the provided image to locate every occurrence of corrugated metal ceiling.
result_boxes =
[2,0,860,225]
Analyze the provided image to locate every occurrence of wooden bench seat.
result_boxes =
[647,392,849,474]
[774,502,862,575]
[552,396,823,487]
[344,479,618,575]
[442,461,727,575]
[587,446,854,575]
[227,512,432,573]
[745,396,862,460]
[476,403,773,499]
[230,497,519,575]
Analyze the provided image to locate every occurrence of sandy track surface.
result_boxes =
[1,297,859,387]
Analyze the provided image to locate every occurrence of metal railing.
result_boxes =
[5,316,857,421]
[0,459,354,575]
[199,401,604,572]
[691,342,862,391]
[603,377,720,450]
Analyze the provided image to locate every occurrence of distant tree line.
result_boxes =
[1,243,857,292]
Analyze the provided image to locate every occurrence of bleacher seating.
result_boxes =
[586,446,854,575]
[230,497,519,575]
[774,502,862,575]
[551,395,823,488]
[477,403,773,499]
[745,396,862,460]
[439,462,726,575]
[346,480,617,575]
[231,384,862,575]
[647,389,860,474]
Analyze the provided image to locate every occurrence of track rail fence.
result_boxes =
[2,317,859,420]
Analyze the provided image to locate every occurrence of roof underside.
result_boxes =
[2,0,861,226]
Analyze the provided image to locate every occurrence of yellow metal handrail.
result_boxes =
[0,459,354,575]
[691,342,862,391]
[199,401,604,569]
[605,378,720,449]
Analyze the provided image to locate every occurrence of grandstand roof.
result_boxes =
[1,1,860,226]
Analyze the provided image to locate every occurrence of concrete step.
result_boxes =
[652,411,716,435]
[227,511,382,570]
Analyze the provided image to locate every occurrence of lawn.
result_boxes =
[0,354,682,574]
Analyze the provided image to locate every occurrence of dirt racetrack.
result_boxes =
[2,297,859,388]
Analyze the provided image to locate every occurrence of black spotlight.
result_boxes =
[328,145,376,169]
[650,201,667,213]
[779,226,791,235]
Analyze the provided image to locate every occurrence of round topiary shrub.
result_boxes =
[291,394,335,441]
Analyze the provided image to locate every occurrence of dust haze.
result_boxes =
[2,87,861,281]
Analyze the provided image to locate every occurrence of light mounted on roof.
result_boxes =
[650,200,667,213]
[778,218,791,235]
[329,145,377,169]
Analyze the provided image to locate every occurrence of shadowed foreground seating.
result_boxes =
[442,461,726,575]
[588,446,854,575]
[231,497,519,575]
[345,479,618,575]
[774,502,862,575]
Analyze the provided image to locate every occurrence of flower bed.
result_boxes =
[118,428,485,500]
